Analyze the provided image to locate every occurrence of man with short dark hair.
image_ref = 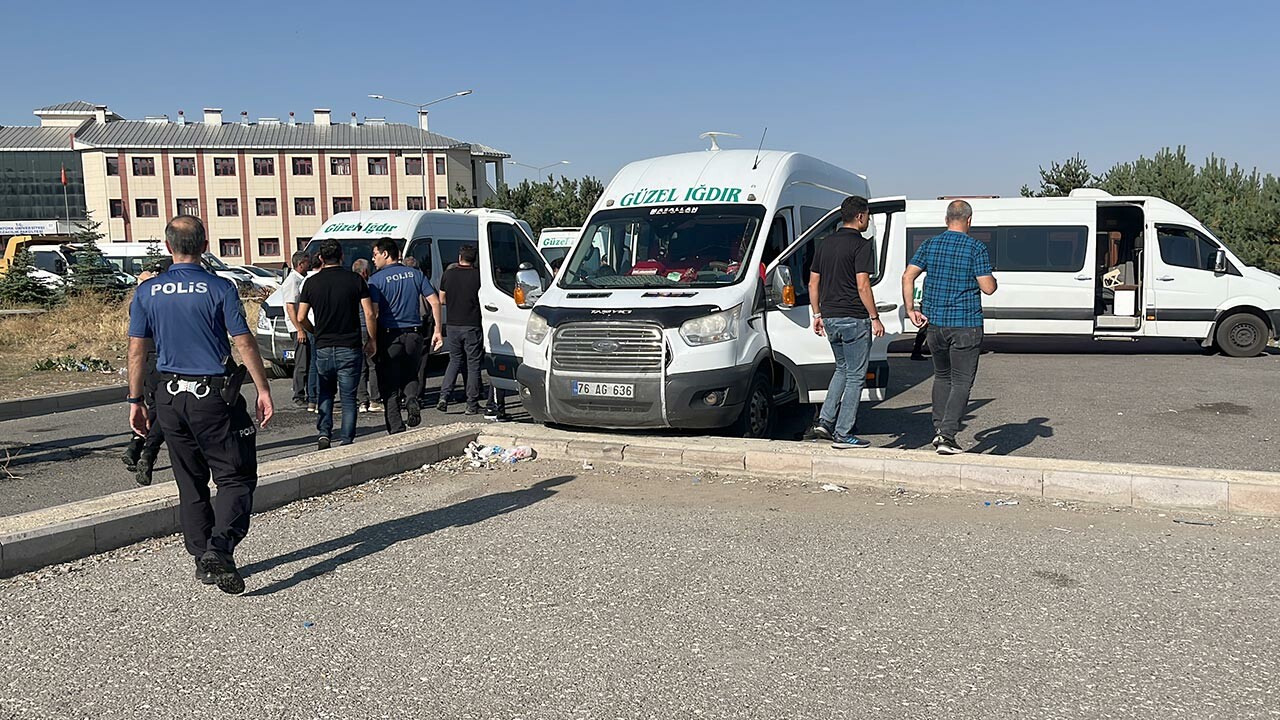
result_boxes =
[297,240,376,449]
[902,199,998,455]
[127,215,274,594]
[280,251,312,409]
[809,196,884,449]
[369,237,443,434]
[437,244,484,414]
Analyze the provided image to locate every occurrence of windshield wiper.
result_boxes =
[572,274,604,289]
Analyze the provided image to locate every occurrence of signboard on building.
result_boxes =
[0,220,60,236]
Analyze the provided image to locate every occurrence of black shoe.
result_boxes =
[292,399,309,409]
[199,550,245,595]
[936,436,964,455]
[812,422,835,442]
[317,437,331,451]
[194,558,216,585]
[122,440,142,471]
[910,353,928,361]
[135,455,155,487]
[464,405,480,416]
[406,398,422,427]
[435,399,448,413]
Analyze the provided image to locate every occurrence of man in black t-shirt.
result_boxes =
[808,195,885,449]
[297,239,376,449]
[437,244,485,414]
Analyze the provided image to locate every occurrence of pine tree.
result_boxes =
[144,239,165,273]
[483,175,605,235]
[0,249,62,308]
[1020,154,1097,197]
[67,214,118,294]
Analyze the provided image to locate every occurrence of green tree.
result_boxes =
[483,175,605,235]
[0,249,62,308]
[67,214,118,294]
[449,182,473,209]
[144,238,165,271]
[1020,154,1097,197]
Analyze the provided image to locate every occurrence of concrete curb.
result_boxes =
[0,425,480,578]
[479,428,1280,518]
[0,384,126,422]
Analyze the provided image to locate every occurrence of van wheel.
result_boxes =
[1215,313,1268,357]
[732,371,773,439]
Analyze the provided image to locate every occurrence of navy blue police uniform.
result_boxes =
[368,261,437,434]
[128,263,258,576]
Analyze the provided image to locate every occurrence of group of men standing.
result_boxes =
[809,196,997,455]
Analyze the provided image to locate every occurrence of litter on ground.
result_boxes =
[463,442,538,469]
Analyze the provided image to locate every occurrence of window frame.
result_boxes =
[213,157,237,176]
[1156,224,1229,273]
[406,196,425,211]
[109,199,125,218]
[216,198,240,217]
[368,157,389,176]
[369,196,391,211]
[256,198,278,217]
[173,156,197,176]
[405,157,423,176]
[332,196,353,213]
[294,197,316,216]
[330,157,351,175]
[131,157,156,176]
[176,198,200,216]
[435,157,446,175]
[487,222,551,297]
[292,157,314,176]
[253,157,275,176]
[106,157,120,176]
[135,198,159,218]
[257,238,280,257]
[219,239,242,257]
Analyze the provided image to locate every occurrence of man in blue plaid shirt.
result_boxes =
[901,200,998,455]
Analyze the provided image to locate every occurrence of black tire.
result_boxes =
[1214,313,1269,357]
[731,371,773,439]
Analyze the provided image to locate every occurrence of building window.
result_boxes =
[217,198,239,216]
[253,157,275,176]
[109,199,124,218]
[135,199,159,218]
[435,157,446,175]
[258,238,280,257]
[256,198,278,216]
[436,196,448,209]
[132,157,155,176]
[176,198,200,216]
[220,239,241,257]
[294,197,316,216]
[330,157,350,175]
[173,157,196,176]
[368,157,388,175]
[106,157,120,176]
[292,157,313,175]
[332,196,353,213]
[369,196,391,210]
[406,196,425,211]
[405,157,423,175]
[214,157,236,176]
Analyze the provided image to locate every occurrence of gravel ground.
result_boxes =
[1,457,1277,719]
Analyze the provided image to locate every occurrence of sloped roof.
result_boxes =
[33,100,100,114]
[0,126,76,150]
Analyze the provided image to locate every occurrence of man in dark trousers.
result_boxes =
[368,238,443,434]
[437,244,484,414]
[280,251,312,409]
[901,199,998,455]
[350,258,383,413]
[808,195,885,450]
[122,264,165,486]
[127,215,274,595]
[296,239,377,449]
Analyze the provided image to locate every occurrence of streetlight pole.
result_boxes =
[368,90,473,209]
[509,159,571,178]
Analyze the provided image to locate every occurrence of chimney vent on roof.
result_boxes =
[350,112,358,127]
[366,117,386,126]
[240,111,249,125]
[94,105,108,125]
[203,108,223,126]
[144,115,169,124]
[177,110,186,125]
[418,109,429,132]
[313,108,331,126]
[259,118,280,125]
[288,111,296,126]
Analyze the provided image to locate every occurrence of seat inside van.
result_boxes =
[1096,205,1145,326]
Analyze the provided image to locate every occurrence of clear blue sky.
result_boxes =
[4,0,1278,198]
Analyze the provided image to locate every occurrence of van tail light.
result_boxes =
[781,284,796,307]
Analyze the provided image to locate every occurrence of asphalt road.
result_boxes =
[1,459,1276,719]
[0,357,518,517]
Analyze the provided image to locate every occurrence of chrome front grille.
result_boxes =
[552,322,664,374]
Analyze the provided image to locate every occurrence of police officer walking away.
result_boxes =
[368,238,443,434]
[127,215,274,595]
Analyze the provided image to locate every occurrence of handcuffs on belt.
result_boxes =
[166,378,212,399]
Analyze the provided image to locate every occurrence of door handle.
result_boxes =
[1156,276,1174,282]
[484,304,499,311]
[1074,275,1092,281]
[875,303,898,312]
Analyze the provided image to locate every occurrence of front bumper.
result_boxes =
[518,362,755,430]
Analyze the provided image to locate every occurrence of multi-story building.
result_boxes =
[1,100,509,264]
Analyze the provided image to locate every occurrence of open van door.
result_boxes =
[764,197,907,403]
[478,216,553,390]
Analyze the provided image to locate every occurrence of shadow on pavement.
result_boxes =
[240,475,573,596]
[968,417,1055,455]
[1,433,127,467]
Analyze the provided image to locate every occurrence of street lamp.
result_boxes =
[509,159,571,177]
[368,90,474,208]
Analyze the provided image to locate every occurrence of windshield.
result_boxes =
[64,249,113,269]
[202,252,230,270]
[241,265,272,278]
[302,238,405,271]
[560,204,766,288]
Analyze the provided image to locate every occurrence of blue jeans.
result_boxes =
[819,317,872,437]
[315,346,362,444]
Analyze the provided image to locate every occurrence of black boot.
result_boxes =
[135,451,157,486]
[122,436,144,472]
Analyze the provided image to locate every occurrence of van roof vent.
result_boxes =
[698,131,740,151]
[1068,188,1113,198]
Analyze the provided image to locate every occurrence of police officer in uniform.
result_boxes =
[127,216,275,594]
[368,237,443,434]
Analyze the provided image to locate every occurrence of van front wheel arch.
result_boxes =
[731,370,774,439]
[1215,312,1269,357]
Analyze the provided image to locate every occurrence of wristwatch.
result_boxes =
[126,395,144,404]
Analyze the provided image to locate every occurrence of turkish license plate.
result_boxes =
[283,350,296,360]
[572,381,634,398]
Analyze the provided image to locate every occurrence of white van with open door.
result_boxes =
[254,209,551,381]
[536,227,580,268]
[898,190,1280,356]
[516,144,906,437]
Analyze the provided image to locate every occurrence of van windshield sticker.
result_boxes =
[650,206,700,216]
[541,237,574,247]
[619,186,743,207]
[320,221,400,234]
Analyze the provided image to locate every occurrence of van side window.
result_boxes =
[408,238,433,277]
[907,226,1082,272]
[763,216,789,267]
[799,206,829,234]
[488,223,550,296]
[781,213,843,304]
[1157,226,1220,272]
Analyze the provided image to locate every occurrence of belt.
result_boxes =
[379,326,420,336]
[161,373,229,399]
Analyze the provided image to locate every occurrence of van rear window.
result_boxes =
[908,225,1087,273]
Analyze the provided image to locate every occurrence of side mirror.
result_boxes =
[514,267,544,309]
[766,265,796,309]
[1213,248,1227,274]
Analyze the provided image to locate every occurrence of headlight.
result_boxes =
[525,313,550,345]
[679,305,741,346]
